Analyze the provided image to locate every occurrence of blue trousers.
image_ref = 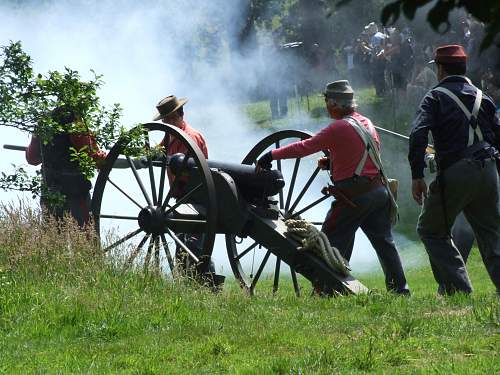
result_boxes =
[322,177,409,293]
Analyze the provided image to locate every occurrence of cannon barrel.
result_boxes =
[169,153,285,200]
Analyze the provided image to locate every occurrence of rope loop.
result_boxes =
[284,219,351,276]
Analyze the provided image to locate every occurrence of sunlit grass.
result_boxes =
[242,86,415,136]
[0,205,498,374]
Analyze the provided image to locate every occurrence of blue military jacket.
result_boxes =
[408,75,500,179]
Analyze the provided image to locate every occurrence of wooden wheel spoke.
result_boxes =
[160,234,175,273]
[145,133,158,206]
[273,257,281,294]
[127,155,153,207]
[275,141,284,209]
[143,236,155,272]
[288,167,320,214]
[285,158,301,211]
[126,234,150,266]
[250,250,272,292]
[161,151,192,210]
[166,218,207,224]
[289,194,330,220]
[235,241,259,261]
[166,228,200,263]
[164,184,202,216]
[154,236,161,271]
[157,156,168,205]
[107,177,143,210]
[100,214,137,220]
[103,228,142,253]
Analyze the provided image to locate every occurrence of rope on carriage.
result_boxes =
[284,219,351,276]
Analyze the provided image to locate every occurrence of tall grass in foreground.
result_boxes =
[0,204,498,374]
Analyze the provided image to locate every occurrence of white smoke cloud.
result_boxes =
[0,0,418,278]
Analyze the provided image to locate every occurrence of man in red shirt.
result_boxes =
[154,96,208,195]
[153,95,223,287]
[258,80,409,294]
[154,95,208,160]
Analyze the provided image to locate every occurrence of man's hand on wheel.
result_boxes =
[256,151,273,172]
[317,157,330,170]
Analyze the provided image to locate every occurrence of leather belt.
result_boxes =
[438,141,497,171]
[324,176,384,208]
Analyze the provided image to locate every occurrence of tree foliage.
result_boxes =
[0,41,124,145]
[240,1,499,51]
[334,0,499,50]
[0,41,144,199]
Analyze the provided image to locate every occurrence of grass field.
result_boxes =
[0,207,499,374]
[1,90,498,374]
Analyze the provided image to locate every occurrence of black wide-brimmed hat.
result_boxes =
[153,95,188,121]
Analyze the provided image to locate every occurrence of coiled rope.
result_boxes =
[285,219,351,276]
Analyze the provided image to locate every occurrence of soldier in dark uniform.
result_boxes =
[26,107,106,227]
[409,45,500,295]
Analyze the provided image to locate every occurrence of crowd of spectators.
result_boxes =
[342,18,499,106]
[263,17,500,119]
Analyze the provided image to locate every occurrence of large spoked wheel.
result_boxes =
[92,122,217,276]
[226,130,330,296]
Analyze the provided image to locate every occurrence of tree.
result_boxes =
[0,41,144,199]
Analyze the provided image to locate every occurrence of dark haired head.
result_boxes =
[438,62,467,76]
[51,106,77,125]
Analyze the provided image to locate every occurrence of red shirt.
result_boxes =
[26,134,107,166]
[271,112,380,182]
[160,120,208,188]
[161,120,208,158]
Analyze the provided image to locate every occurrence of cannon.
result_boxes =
[91,122,368,295]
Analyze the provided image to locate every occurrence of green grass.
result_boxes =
[242,86,413,135]
[0,210,499,374]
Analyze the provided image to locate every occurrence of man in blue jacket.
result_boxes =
[409,45,500,295]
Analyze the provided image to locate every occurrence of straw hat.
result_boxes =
[152,95,188,121]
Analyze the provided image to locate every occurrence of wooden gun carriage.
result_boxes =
[16,121,365,295]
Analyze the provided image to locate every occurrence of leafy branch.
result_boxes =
[0,41,146,201]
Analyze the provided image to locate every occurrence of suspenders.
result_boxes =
[344,116,383,177]
[344,116,399,225]
[433,85,484,147]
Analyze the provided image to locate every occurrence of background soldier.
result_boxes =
[409,45,500,295]
[25,106,106,227]
[257,80,410,294]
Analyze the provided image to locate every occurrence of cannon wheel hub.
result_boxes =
[138,207,165,235]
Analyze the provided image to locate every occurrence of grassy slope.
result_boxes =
[1,248,498,374]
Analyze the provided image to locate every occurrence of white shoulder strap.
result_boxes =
[344,116,399,225]
[344,116,382,176]
[433,86,484,146]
